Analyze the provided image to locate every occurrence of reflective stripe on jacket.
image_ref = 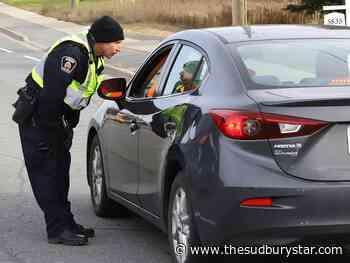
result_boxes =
[31,32,105,110]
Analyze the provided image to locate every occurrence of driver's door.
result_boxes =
[104,43,177,204]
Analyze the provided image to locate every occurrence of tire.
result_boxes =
[168,171,204,263]
[88,135,128,217]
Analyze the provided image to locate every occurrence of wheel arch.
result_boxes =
[87,127,98,186]
[161,144,187,231]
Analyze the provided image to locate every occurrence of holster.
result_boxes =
[12,86,39,125]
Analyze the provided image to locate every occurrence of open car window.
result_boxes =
[128,46,173,98]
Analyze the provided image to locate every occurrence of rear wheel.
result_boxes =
[88,135,128,217]
[168,173,245,263]
[168,172,203,263]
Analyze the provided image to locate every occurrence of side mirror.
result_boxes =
[97,78,127,101]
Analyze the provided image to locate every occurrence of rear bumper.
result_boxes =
[188,135,350,246]
[194,174,350,245]
[193,181,350,246]
[177,124,350,249]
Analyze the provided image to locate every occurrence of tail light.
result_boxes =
[209,110,329,140]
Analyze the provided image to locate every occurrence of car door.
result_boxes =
[137,43,209,216]
[104,43,178,204]
[102,100,140,203]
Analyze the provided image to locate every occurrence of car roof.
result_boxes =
[203,24,350,43]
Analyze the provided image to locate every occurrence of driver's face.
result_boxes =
[180,70,193,85]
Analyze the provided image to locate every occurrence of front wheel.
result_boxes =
[88,135,128,217]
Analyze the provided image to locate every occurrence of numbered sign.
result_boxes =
[324,12,346,26]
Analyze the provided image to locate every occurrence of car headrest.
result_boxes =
[316,52,349,79]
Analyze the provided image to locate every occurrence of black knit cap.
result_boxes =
[89,16,124,43]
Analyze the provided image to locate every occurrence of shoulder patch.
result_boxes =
[61,56,77,74]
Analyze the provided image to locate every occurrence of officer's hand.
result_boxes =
[63,126,73,150]
[63,108,80,128]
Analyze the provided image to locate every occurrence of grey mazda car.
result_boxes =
[87,25,350,262]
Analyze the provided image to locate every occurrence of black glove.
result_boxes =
[64,128,73,150]
[62,119,74,150]
[63,107,80,128]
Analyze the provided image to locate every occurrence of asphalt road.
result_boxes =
[0,9,153,73]
[0,31,173,263]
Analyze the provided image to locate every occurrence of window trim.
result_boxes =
[160,41,211,97]
[125,40,211,103]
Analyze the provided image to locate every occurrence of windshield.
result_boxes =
[232,39,350,89]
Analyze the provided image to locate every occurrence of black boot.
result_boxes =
[71,223,95,238]
[48,229,88,246]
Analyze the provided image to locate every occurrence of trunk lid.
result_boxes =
[248,87,350,181]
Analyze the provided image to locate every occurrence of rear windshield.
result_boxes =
[231,39,350,89]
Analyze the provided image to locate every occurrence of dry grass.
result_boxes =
[248,0,320,24]
[40,0,233,28]
[4,0,321,29]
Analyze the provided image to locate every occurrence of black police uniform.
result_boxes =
[14,15,124,245]
[18,41,90,240]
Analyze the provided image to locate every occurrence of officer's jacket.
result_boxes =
[25,32,104,130]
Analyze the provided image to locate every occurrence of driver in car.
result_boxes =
[173,60,201,93]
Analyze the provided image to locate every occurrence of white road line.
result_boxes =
[24,55,40,62]
[0,47,13,53]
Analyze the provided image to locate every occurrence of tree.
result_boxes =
[286,0,344,14]
[232,0,247,25]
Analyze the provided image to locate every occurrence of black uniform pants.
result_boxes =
[18,119,76,238]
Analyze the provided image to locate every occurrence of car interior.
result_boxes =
[128,47,172,99]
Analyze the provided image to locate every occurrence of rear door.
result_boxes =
[233,39,350,181]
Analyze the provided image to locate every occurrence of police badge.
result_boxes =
[61,56,77,74]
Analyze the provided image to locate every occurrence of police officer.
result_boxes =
[17,16,124,246]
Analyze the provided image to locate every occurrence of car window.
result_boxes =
[129,46,172,98]
[232,39,350,89]
[162,45,207,96]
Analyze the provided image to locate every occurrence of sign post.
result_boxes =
[232,0,248,25]
[69,0,80,9]
[323,0,350,26]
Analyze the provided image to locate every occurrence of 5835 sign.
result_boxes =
[324,12,346,26]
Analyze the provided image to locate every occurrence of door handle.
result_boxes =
[129,121,139,135]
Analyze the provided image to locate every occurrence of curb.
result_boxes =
[0,2,161,75]
[0,25,136,75]
[0,26,28,42]
[0,26,47,51]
